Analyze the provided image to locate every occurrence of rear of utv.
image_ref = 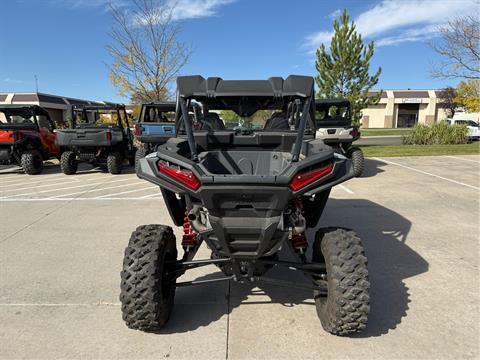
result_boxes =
[121,75,370,336]
[315,99,364,177]
[55,104,135,174]
[0,105,60,174]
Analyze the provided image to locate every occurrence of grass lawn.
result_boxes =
[361,128,412,136]
[360,142,480,157]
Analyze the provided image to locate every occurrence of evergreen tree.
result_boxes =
[315,9,382,127]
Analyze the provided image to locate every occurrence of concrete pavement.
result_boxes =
[0,155,479,359]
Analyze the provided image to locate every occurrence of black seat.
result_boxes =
[264,112,289,130]
[202,113,225,131]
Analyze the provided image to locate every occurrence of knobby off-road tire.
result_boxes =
[21,150,43,175]
[350,147,364,177]
[60,151,78,175]
[120,225,178,331]
[134,146,147,173]
[107,152,123,174]
[312,228,370,336]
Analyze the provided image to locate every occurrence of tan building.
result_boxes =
[0,92,104,125]
[361,90,452,128]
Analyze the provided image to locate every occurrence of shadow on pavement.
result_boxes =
[361,158,388,178]
[157,198,428,337]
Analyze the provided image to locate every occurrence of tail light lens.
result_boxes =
[134,123,141,136]
[15,132,24,141]
[106,131,112,141]
[289,164,334,191]
[158,161,200,190]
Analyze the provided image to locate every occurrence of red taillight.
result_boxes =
[289,164,334,191]
[158,161,200,190]
[134,123,141,136]
[106,131,112,141]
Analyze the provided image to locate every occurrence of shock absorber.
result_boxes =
[182,211,197,249]
[291,233,307,252]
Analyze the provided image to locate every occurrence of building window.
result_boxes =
[396,104,419,128]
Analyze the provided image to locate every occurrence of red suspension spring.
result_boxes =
[291,233,307,249]
[182,211,197,248]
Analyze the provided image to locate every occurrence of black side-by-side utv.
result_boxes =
[121,75,370,336]
[55,104,135,174]
[315,99,364,177]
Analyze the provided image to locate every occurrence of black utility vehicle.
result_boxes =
[121,76,370,336]
[56,104,135,174]
[0,105,61,174]
[315,99,364,177]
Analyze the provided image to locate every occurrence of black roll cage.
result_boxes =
[174,75,316,163]
[71,104,129,129]
[0,105,55,131]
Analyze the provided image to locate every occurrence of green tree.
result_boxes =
[455,80,480,112]
[315,9,382,127]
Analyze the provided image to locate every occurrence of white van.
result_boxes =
[446,119,480,140]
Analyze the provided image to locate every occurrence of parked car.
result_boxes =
[446,119,480,140]
[315,99,364,177]
[0,105,61,174]
[55,104,135,175]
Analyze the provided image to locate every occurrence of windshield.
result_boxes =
[455,120,479,127]
[74,109,127,127]
[185,97,312,132]
[0,111,36,125]
[142,105,176,123]
[315,104,350,125]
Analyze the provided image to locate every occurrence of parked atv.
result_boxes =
[134,102,177,172]
[55,104,135,175]
[134,102,202,172]
[315,99,364,177]
[0,105,60,175]
[122,75,370,336]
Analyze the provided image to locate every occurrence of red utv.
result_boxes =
[0,105,60,174]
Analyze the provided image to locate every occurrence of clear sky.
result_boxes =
[0,0,478,103]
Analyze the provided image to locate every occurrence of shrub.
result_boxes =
[403,122,468,145]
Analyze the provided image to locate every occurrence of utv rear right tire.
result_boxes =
[107,152,122,174]
[21,150,43,175]
[312,228,370,336]
[134,146,147,173]
[60,151,78,175]
[120,225,178,331]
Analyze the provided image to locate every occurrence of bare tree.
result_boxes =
[431,15,480,80]
[107,0,191,103]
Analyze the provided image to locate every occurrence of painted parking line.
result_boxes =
[0,197,161,202]
[0,177,138,199]
[0,179,80,193]
[338,184,354,194]
[374,157,480,190]
[50,179,145,198]
[0,172,65,183]
[95,186,155,198]
[443,155,480,164]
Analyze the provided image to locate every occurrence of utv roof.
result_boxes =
[177,75,314,98]
[0,104,50,117]
[315,99,351,108]
[72,103,125,111]
[142,102,176,110]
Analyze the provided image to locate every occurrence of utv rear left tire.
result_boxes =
[350,147,364,177]
[21,150,43,175]
[107,152,122,174]
[60,151,78,175]
[312,228,370,336]
[120,225,177,331]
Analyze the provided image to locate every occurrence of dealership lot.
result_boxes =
[0,155,478,359]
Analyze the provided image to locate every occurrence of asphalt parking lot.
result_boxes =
[0,155,479,359]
